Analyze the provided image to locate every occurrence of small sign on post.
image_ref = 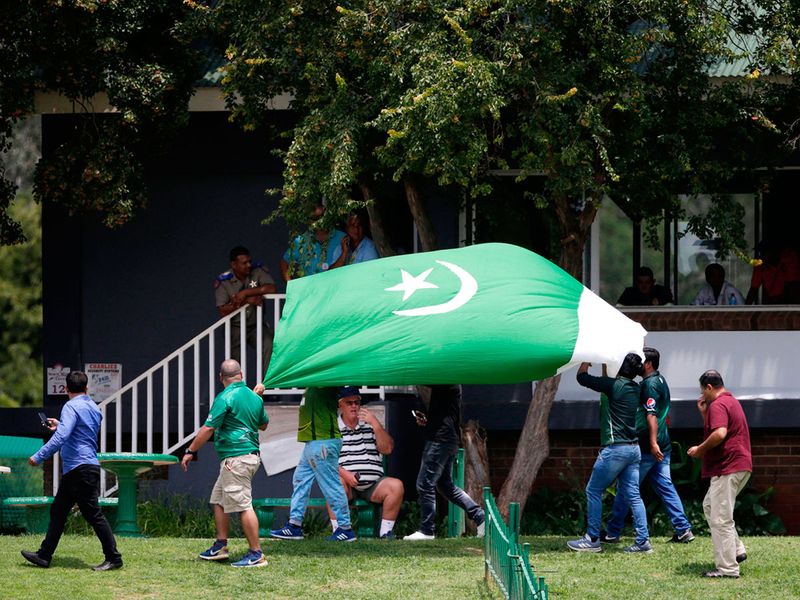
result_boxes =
[85,363,123,403]
[46,364,71,396]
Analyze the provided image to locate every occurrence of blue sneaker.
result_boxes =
[231,550,268,568]
[379,530,395,540]
[269,522,304,540]
[325,527,357,542]
[623,540,653,553]
[199,540,229,561]
[567,534,602,553]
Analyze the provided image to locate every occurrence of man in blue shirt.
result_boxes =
[22,371,122,571]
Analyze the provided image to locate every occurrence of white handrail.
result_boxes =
[50,294,407,496]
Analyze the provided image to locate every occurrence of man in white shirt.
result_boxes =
[692,263,745,306]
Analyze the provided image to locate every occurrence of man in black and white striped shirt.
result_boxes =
[330,387,404,539]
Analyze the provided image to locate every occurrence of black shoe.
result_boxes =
[598,530,620,544]
[92,560,123,571]
[21,550,50,568]
[736,553,747,563]
[669,529,695,543]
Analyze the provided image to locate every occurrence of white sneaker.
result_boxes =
[403,530,435,541]
[477,522,485,538]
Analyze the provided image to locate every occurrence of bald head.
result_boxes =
[220,359,243,386]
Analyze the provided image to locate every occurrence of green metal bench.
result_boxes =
[252,497,377,538]
[2,496,119,534]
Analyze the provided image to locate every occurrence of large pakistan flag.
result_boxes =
[263,243,646,387]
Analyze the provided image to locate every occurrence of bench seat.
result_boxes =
[252,497,377,538]
[2,496,119,534]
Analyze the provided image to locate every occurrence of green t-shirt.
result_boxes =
[205,381,269,460]
[577,372,640,446]
[297,387,341,442]
[635,371,671,452]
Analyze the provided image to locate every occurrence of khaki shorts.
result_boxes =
[210,453,260,513]
[352,476,387,503]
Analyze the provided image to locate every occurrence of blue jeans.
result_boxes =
[606,448,691,537]
[289,439,351,528]
[585,444,649,545]
[416,441,484,536]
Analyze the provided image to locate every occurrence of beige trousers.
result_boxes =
[702,471,751,575]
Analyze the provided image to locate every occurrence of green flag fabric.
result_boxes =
[263,243,646,387]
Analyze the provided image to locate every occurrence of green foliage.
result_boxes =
[0,194,42,407]
[0,0,201,244]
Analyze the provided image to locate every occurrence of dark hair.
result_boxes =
[636,267,654,280]
[66,371,89,393]
[699,369,724,389]
[643,347,660,370]
[705,263,725,278]
[229,246,250,262]
[617,353,643,379]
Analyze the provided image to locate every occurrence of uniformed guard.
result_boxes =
[214,246,276,369]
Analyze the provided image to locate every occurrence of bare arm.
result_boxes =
[360,408,394,455]
[181,425,215,471]
[646,414,663,461]
[280,258,291,282]
[687,427,727,458]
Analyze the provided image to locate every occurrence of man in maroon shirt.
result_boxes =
[688,370,752,578]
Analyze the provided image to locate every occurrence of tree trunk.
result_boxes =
[403,177,437,252]
[462,419,490,534]
[359,183,395,258]
[496,196,596,519]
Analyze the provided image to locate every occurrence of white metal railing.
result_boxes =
[52,294,406,495]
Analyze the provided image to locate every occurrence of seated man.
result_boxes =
[280,204,345,281]
[692,263,745,306]
[618,267,673,306]
[330,209,380,268]
[328,386,404,539]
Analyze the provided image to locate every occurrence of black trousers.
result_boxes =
[38,464,121,563]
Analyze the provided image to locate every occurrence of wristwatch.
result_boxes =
[184,449,197,456]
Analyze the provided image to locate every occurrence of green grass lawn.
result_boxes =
[1,534,797,600]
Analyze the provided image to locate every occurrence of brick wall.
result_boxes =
[486,428,800,534]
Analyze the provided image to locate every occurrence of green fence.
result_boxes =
[0,435,44,531]
[483,487,548,600]
[447,448,466,538]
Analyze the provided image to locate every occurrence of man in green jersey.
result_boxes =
[259,386,356,542]
[567,353,653,554]
[602,347,694,544]
[182,359,269,567]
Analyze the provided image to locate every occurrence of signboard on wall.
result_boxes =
[85,363,122,403]
[46,364,71,396]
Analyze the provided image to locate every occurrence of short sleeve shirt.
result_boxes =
[702,392,752,478]
[214,265,275,307]
[283,230,345,278]
[635,371,671,452]
[205,381,269,460]
[349,237,380,264]
[297,387,341,442]
[576,373,639,445]
[338,417,385,490]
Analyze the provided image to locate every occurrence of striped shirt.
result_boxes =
[338,416,384,490]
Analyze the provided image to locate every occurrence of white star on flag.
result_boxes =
[385,268,439,301]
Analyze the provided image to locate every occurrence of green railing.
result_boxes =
[447,448,466,538]
[483,487,548,600]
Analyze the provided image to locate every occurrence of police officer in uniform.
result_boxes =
[214,246,276,369]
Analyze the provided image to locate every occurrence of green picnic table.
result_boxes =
[0,466,10,474]
[97,452,178,537]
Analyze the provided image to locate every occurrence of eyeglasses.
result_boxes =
[342,399,361,406]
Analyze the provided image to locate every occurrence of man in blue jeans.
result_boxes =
[568,354,653,553]
[404,384,485,540]
[601,347,694,545]
[261,386,355,542]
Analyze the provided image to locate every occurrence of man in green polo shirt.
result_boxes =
[182,359,269,567]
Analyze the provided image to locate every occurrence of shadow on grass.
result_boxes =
[260,537,484,559]
[45,556,91,570]
[675,561,714,577]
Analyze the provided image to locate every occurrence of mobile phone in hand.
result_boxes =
[37,411,49,428]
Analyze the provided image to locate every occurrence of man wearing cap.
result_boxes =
[214,246,276,368]
[330,387,403,539]
[568,353,653,554]
[182,359,269,567]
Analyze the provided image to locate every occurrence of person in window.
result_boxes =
[745,241,800,305]
[617,267,674,306]
[692,263,745,306]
